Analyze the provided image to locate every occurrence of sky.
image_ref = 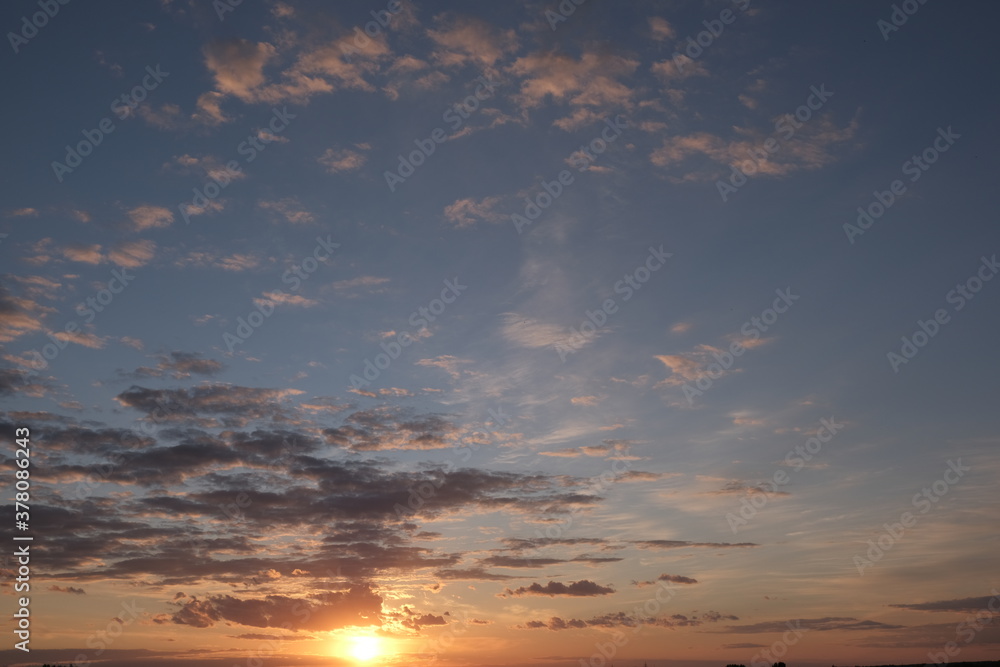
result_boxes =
[1,1,1000,666]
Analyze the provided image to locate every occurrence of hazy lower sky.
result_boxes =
[2,1,999,666]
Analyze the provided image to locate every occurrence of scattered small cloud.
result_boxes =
[318,146,368,174]
[499,580,615,598]
[258,198,315,224]
[126,205,174,231]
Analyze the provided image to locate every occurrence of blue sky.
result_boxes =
[1,1,999,666]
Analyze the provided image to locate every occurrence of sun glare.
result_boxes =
[348,635,381,662]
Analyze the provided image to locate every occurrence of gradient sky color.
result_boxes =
[1,1,999,667]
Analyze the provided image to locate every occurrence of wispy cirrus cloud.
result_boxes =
[631,540,758,549]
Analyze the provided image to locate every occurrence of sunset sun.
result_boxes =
[348,635,382,662]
